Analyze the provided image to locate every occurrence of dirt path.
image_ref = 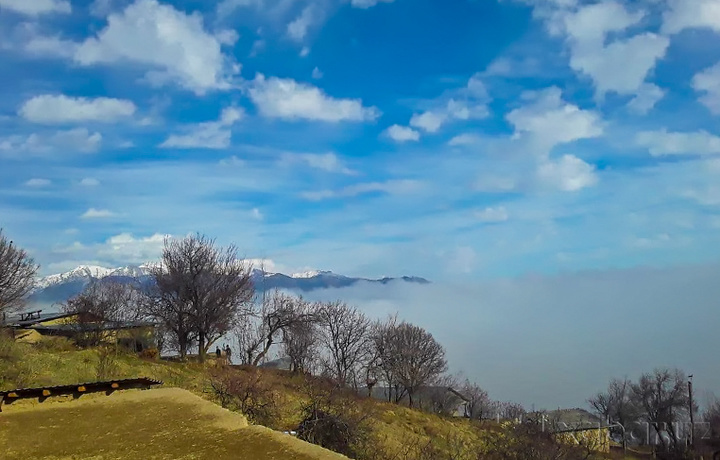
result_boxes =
[0,387,346,460]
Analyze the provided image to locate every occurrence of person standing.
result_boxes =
[225,345,232,365]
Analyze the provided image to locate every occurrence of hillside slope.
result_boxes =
[0,387,347,460]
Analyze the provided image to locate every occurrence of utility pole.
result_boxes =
[688,374,695,451]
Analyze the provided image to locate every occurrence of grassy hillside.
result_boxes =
[0,337,614,460]
[0,387,347,460]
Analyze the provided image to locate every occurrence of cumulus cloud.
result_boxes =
[448,133,482,146]
[635,129,720,156]
[160,107,243,149]
[248,74,380,122]
[627,83,665,114]
[662,0,720,35]
[0,0,70,15]
[0,128,102,157]
[81,208,116,219]
[384,125,420,142]
[537,154,598,192]
[19,94,136,124]
[536,1,669,98]
[279,152,355,174]
[97,232,167,261]
[312,67,323,79]
[287,5,319,42]
[506,87,603,154]
[301,180,422,201]
[693,62,720,115]
[73,0,238,94]
[409,74,490,133]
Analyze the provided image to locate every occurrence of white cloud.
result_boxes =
[693,62,720,115]
[25,36,77,58]
[448,133,482,146]
[627,83,665,114]
[312,67,323,79]
[279,152,355,174]
[409,111,446,133]
[301,180,422,201]
[475,206,509,223]
[384,125,420,142]
[251,208,263,220]
[19,94,136,124]
[635,129,720,156]
[351,0,394,8]
[81,208,116,219]
[662,0,720,35]
[24,178,51,187]
[537,154,598,192]
[506,87,603,154]
[248,74,380,122]
[540,1,669,98]
[0,128,102,156]
[73,0,238,94]
[97,232,168,261]
[160,107,243,149]
[409,75,490,133]
[299,46,310,57]
[0,0,70,15]
[80,178,100,186]
[287,5,319,42]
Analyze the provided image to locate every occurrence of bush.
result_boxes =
[34,336,76,352]
[207,366,280,427]
[295,382,371,458]
[139,347,159,360]
[0,329,29,389]
[96,346,119,380]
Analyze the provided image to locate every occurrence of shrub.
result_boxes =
[207,366,280,427]
[35,336,76,352]
[139,347,159,360]
[0,329,29,389]
[96,346,119,380]
[295,382,371,458]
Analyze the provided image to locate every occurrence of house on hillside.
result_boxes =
[542,408,611,453]
[1,309,157,351]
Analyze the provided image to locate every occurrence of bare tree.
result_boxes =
[631,368,692,453]
[382,321,447,408]
[63,280,145,346]
[316,301,371,387]
[588,377,639,448]
[703,394,720,437]
[147,234,254,361]
[493,401,527,421]
[236,291,311,366]
[372,315,403,402]
[282,300,319,373]
[461,379,493,420]
[0,230,38,316]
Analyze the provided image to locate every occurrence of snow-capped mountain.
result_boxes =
[28,264,430,307]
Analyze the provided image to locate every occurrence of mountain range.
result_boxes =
[28,265,430,308]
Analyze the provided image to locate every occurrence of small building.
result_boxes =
[544,408,611,453]
[2,309,157,351]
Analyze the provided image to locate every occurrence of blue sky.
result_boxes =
[1,0,720,280]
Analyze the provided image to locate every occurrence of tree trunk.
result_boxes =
[198,331,206,362]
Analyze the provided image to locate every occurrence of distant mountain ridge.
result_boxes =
[28,264,430,307]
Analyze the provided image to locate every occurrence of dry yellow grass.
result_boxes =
[0,387,348,460]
